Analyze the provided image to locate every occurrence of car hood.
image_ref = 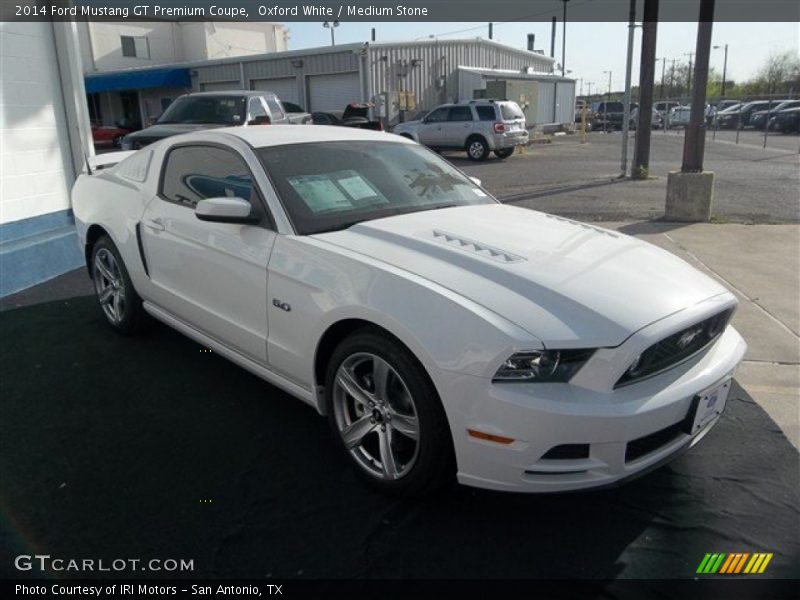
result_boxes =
[126,123,227,141]
[313,204,728,348]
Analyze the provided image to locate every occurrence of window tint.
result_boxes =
[500,102,525,120]
[121,36,136,57]
[425,107,449,123]
[283,101,304,113]
[449,106,473,121]
[476,105,496,121]
[265,97,285,120]
[161,146,256,210]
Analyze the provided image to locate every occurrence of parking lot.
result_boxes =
[450,129,799,224]
[2,125,799,582]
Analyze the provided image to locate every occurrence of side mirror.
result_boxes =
[195,197,257,224]
[469,176,482,187]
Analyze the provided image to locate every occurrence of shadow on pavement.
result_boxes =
[1,297,798,579]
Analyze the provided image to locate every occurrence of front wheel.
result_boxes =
[91,235,151,335]
[325,329,454,496]
[494,148,514,159]
[466,137,489,161]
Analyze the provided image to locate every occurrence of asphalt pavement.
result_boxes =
[454,129,800,223]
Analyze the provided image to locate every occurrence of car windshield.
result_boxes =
[257,141,495,235]
[157,96,247,125]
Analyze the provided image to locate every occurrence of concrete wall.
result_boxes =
[1,22,75,224]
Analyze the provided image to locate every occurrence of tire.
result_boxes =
[324,328,455,496]
[494,148,514,159]
[90,235,151,335]
[465,136,489,161]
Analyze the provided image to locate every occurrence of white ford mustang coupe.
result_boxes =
[72,126,746,495]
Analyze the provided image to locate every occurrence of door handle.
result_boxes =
[143,218,165,232]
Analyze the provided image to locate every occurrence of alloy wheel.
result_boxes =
[93,247,126,325]
[468,141,485,159]
[332,352,420,480]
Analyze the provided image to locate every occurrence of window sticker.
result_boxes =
[288,175,353,213]
[335,171,386,203]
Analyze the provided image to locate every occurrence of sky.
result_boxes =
[284,21,799,93]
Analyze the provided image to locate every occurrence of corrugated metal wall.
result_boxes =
[555,80,576,124]
[367,40,553,118]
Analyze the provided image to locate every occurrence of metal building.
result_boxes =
[184,38,571,127]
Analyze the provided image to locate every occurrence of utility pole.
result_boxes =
[561,0,570,77]
[666,0,716,221]
[620,0,637,177]
[669,58,677,97]
[685,51,695,96]
[603,70,612,133]
[714,43,728,96]
[632,0,659,179]
[658,57,667,98]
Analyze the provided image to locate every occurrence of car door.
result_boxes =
[439,105,474,147]
[416,106,449,146]
[140,143,277,363]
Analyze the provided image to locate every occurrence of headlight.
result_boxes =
[493,349,595,383]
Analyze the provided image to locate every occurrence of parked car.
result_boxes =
[91,123,130,148]
[629,106,663,130]
[653,101,681,121]
[715,99,740,112]
[393,99,528,161]
[282,101,313,125]
[121,91,290,150]
[750,100,800,130]
[311,103,383,131]
[72,125,745,495]
[668,105,692,128]
[771,106,800,133]
[713,100,772,129]
[588,101,626,130]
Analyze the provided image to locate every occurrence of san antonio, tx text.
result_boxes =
[16,584,280,596]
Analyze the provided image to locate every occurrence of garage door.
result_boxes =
[201,81,240,92]
[251,77,299,106]
[307,72,361,112]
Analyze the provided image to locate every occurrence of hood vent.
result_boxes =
[430,230,526,264]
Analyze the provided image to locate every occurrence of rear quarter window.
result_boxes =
[476,105,497,121]
[265,97,285,120]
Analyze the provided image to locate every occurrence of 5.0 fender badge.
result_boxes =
[272,299,291,312]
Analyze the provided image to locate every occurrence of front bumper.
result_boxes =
[443,322,746,493]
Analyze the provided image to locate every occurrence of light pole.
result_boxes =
[684,51,695,97]
[561,0,570,77]
[323,20,339,47]
[713,43,728,97]
[603,70,612,133]
[657,57,667,98]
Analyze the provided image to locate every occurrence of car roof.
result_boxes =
[193,124,411,148]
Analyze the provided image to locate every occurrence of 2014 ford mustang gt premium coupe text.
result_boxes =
[71,126,746,495]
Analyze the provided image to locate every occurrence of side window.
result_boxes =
[248,98,267,123]
[476,105,496,121]
[161,146,257,210]
[449,106,473,121]
[426,107,449,123]
[265,97,285,120]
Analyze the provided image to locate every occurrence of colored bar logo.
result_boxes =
[696,552,773,574]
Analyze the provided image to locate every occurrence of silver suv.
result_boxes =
[393,100,528,161]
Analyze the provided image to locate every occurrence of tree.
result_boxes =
[752,50,800,94]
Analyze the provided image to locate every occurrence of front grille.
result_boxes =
[615,309,733,388]
[625,421,685,463]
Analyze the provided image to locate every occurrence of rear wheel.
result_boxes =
[466,136,489,161]
[325,329,454,496]
[494,148,514,159]
[91,235,150,335]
